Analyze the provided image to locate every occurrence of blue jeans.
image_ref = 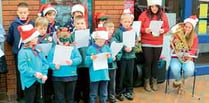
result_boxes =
[170,58,194,81]
[89,81,108,103]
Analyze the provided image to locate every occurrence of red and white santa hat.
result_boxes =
[91,27,108,40]
[147,0,162,6]
[184,15,198,28]
[38,4,57,17]
[18,24,40,43]
[71,4,85,15]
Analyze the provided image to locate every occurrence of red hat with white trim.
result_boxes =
[18,24,40,43]
[91,27,108,40]
[38,4,57,17]
[184,15,199,28]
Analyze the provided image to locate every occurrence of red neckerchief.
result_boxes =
[126,27,133,31]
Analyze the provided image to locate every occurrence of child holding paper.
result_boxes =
[69,15,90,103]
[138,0,169,92]
[17,24,49,103]
[103,21,121,103]
[47,30,81,103]
[85,29,113,103]
[114,10,136,101]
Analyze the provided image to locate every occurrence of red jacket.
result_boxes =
[138,11,169,45]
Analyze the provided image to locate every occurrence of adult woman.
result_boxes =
[138,0,169,91]
[170,15,198,94]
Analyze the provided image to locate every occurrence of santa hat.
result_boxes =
[18,24,40,43]
[71,4,85,15]
[94,12,110,20]
[91,27,108,40]
[123,8,134,19]
[147,0,162,6]
[38,4,57,17]
[184,15,198,28]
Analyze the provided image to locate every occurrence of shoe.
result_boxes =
[124,92,134,100]
[116,94,125,101]
[108,97,118,103]
[144,79,151,92]
[173,80,182,88]
[151,78,158,91]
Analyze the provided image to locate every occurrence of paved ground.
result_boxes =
[0,75,209,103]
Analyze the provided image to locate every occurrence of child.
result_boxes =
[94,12,110,29]
[85,29,113,103]
[47,30,82,103]
[64,4,87,32]
[17,24,49,103]
[114,13,136,101]
[103,21,120,103]
[34,17,51,43]
[170,15,198,94]
[6,2,34,101]
[69,15,90,103]
[38,4,60,36]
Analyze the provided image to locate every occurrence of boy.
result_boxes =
[34,17,51,43]
[64,4,86,32]
[103,21,120,103]
[6,2,34,101]
[18,24,48,103]
[115,13,136,101]
[85,29,113,103]
[94,12,110,29]
[47,30,82,103]
[69,15,90,103]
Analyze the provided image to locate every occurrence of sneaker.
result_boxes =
[108,97,118,103]
[124,92,134,100]
[116,94,125,101]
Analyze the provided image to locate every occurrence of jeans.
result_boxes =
[170,58,194,81]
[108,69,116,99]
[53,81,76,103]
[89,81,108,103]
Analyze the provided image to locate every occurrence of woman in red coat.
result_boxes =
[138,0,169,92]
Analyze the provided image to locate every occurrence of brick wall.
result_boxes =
[94,0,125,28]
[1,0,40,99]
[1,0,126,100]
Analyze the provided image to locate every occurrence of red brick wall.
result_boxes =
[1,0,126,100]
[1,0,41,99]
[94,0,125,28]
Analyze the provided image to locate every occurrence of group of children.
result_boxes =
[6,2,138,103]
[5,0,199,103]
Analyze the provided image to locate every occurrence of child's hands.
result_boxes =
[71,42,77,46]
[145,28,151,33]
[159,29,164,34]
[42,75,48,83]
[106,53,111,58]
[34,72,43,79]
[55,64,60,70]
[91,55,97,60]
[125,47,132,52]
[66,60,72,65]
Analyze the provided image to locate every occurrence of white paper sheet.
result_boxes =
[37,43,52,56]
[93,53,108,71]
[53,45,73,65]
[123,30,135,47]
[75,29,90,48]
[0,49,4,57]
[149,20,163,37]
[132,21,141,37]
[110,41,123,57]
